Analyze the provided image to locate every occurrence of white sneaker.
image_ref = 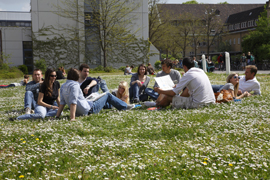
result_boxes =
[126,104,135,110]
[25,107,31,114]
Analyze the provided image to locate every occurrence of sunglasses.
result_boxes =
[233,76,240,79]
[50,75,57,77]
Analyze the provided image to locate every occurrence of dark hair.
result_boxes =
[67,68,80,81]
[246,65,257,76]
[130,65,134,69]
[79,64,90,71]
[24,75,29,79]
[44,68,56,97]
[137,64,147,75]
[161,59,172,69]
[182,57,194,69]
[33,68,42,74]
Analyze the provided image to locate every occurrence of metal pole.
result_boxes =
[225,52,230,75]
[202,54,207,72]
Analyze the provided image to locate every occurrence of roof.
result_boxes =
[226,6,264,24]
[157,4,264,23]
[0,12,31,21]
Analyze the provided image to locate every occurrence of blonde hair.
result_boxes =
[116,81,129,104]
[226,72,239,97]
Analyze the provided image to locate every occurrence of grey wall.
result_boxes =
[0,27,31,66]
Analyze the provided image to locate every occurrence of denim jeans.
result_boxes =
[89,93,127,114]
[212,85,224,93]
[98,80,109,92]
[144,88,159,100]
[17,102,58,120]
[129,83,148,101]
[24,91,37,109]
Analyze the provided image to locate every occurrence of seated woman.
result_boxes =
[13,69,60,120]
[213,73,249,100]
[129,64,150,103]
[56,68,134,121]
[112,81,130,104]
[56,67,66,80]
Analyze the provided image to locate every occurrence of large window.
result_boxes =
[23,41,33,73]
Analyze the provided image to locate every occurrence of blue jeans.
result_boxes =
[129,83,148,101]
[24,91,37,109]
[17,102,58,120]
[212,85,224,93]
[89,93,127,114]
[98,80,109,92]
[144,88,159,100]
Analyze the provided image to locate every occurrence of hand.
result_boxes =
[237,90,242,96]
[154,87,161,93]
[83,87,89,95]
[137,81,142,87]
[52,106,59,110]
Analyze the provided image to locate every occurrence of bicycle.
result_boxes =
[262,60,270,70]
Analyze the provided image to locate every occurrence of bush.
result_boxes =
[34,59,47,73]
[94,65,104,72]
[154,60,161,70]
[119,66,126,72]
[0,67,23,79]
[18,65,28,74]
[104,66,114,72]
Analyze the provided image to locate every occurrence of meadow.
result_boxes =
[0,72,270,179]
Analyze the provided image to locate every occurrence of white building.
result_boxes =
[0,0,159,73]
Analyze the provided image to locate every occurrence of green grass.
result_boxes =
[1,72,270,179]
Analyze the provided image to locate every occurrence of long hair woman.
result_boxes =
[15,68,60,120]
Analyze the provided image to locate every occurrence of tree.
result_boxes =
[182,0,199,4]
[201,7,224,57]
[242,7,270,61]
[34,0,150,68]
[218,2,228,4]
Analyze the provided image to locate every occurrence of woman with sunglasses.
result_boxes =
[15,68,60,120]
[216,73,249,100]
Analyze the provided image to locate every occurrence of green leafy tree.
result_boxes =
[182,0,199,4]
[242,7,270,61]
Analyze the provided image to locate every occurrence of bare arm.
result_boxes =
[70,104,77,120]
[83,80,97,94]
[154,87,176,97]
[37,92,58,110]
[56,104,65,118]
[56,89,60,107]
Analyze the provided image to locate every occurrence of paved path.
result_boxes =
[213,70,270,74]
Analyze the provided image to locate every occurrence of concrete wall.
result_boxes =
[0,27,31,66]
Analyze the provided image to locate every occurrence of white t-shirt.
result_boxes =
[239,76,261,95]
[173,67,215,105]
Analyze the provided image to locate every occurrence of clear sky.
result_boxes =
[0,0,267,11]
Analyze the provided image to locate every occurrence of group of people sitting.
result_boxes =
[8,58,260,121]
[124,63,156,76]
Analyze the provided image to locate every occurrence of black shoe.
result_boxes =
[9,117,16,121]
[133,98,140,103]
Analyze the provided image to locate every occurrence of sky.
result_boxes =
[0,0,268,11]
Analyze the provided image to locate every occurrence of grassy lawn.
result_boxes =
[0,72,270,179]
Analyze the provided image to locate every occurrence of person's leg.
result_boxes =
[144,88,159,100]
[45,102,58,117]
[24,91,35,109]
[130,83,140,101]
[99,80,109,92]
[17,105,46,120]
[212,85,224,93]
[90,93,127,114]
[139,94,148,102]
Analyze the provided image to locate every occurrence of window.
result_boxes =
[235,23,240,30]
[229,25,234,31]
[241,22,247,28]
[238,38,240,44]
[229,39,231,45]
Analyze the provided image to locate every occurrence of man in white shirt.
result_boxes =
[154,57,215,109]
[238,65,261,96]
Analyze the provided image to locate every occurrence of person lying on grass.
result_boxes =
[56,68,134,121]
[154,57,215,109]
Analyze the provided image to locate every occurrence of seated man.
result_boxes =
[78,64,109,97]
[56,68,133,121]
[238,65,260,95]
[145,59,181,100]
[24,69,43,114]
[155,57,215,109]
